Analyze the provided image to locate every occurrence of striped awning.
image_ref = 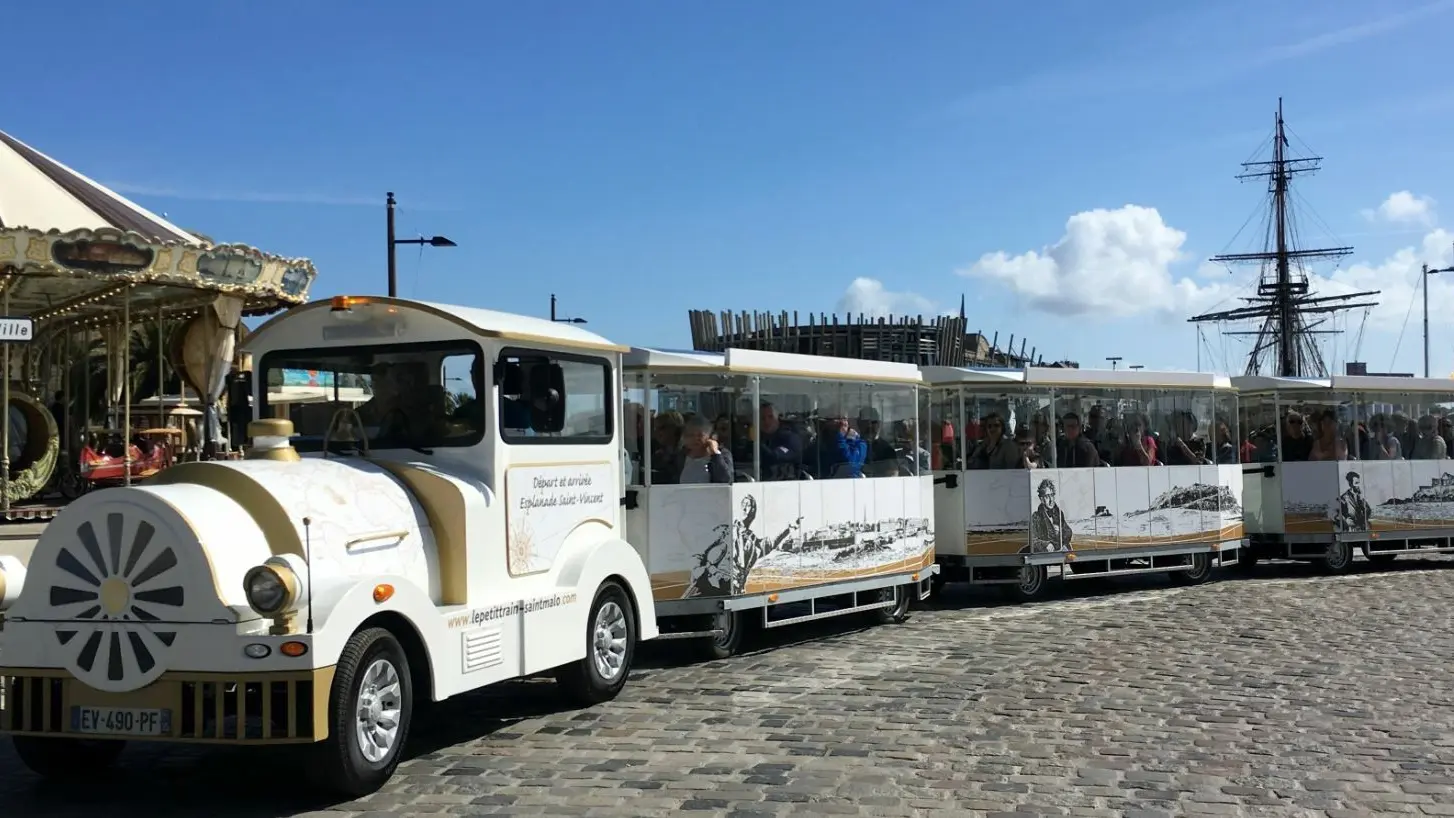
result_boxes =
[0,129,317,330]
[0,130,200,244]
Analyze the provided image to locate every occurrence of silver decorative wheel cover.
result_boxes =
[49,511,185,691]
[355,659,403,763]
[10,498,234,693]
[591,601,629,681]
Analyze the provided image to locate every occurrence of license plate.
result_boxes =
[70,706,172,737]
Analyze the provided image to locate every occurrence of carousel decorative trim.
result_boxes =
[0,225,317,308]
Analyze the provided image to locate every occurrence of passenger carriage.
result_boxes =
[0,295,659,795]
[621,347,937,659]
[923,366,1244,601]
[1235,374,1454,571]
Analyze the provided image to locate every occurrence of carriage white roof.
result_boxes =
[919,366,1026,385]
[244,296,627,354]
[625,347,923,384]
[1232,374,1454,394]
[923,366,1231,390]
[1026,367,1233,390]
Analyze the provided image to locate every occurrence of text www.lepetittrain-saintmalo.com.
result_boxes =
[446,592,578,629]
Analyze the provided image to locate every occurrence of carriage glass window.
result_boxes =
[962,388,1050,471]
[646,372,753,485]
[858,383,919,478]
[1158,389,1216,466]
[622,371,648,486]
[1048,388,1116,468]
[498,349,612,444]
[1238,394,1278,463]
[928,386,963,471]
[1277,391,1356,462]
[258,341,484,452]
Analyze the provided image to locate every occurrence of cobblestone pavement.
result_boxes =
[7,557,1454,817]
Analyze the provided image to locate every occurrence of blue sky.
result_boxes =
[8,0,1454,375]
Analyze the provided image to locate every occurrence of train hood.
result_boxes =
[5,456,445,690]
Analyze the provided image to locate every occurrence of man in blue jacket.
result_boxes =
[809,406,868,479]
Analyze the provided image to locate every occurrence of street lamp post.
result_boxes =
[1129,365,1144,371]
[549,293,587,324]
[1106,356,1122,371]
[1424,258,1454,378]
[386,192,456,298]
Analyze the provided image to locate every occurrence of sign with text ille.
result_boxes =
[0,317,34,343]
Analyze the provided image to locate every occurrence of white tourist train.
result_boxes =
[0,295,660,795]
[622,346,936,659]
[1235,374,1454,571]
[923,365,1244,600]
[3,293,1454,797]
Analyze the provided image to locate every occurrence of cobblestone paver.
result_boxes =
[6,558,1454,817]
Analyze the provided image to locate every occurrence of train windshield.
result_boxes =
[257,340,485,453]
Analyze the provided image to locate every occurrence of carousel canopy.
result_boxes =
[0,128,317,333]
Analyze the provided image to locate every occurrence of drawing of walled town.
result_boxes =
[964,470,1241,555]
[681,494,933,599]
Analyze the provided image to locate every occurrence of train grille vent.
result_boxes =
[462,628,503,674]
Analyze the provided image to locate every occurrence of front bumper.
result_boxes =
[0,667,335,744]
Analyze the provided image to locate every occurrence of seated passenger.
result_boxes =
[657,415,734,484]
[1410,415,1449,460]
[1281,411,1311,461]
[1030,413,1053,459]
[1212,416,1239,465]
[855,407,900,477]
[650,411,685,483]
[1162,411,1207,466]
[1055,412,1101,468]
[754,402,804,481]
[1116,413,1157,466]
[1365,413,1401,460]
[1441,415,1454,456]
[967,412,1020,470]
[1307,409,1349,461]
[1014,426,1042,469]
[355,363,398,426]
[1086,405,1113,462]
[808,407,867,479]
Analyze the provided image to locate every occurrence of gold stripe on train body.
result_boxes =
[0,667,335,744]
[151,462,306,558]
[371,460,470,605]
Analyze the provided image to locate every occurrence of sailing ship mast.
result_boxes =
[1189,98,1379,378]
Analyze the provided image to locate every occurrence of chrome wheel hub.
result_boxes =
[592,601,629,681]
[355,658,402,763]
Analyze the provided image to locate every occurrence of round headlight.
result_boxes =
[244,566,289,615]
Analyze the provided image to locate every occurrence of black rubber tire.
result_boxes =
[1005,564,1048,603]
[556,581,637,706]
[1170,551,1213,586]
[11,736,124,781]
[1235,546,1262,575]
[929,571,948,599]
[1321,540,1354,574]
[309,627,414,798]
[696,610,744,661]
[872,583,913,625]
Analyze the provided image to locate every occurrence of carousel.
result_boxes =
[0,128,317,519]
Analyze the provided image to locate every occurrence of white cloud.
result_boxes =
[959,198,1454,368]
[836,277,937,318]
[958,204,1234,319]
[1310,228,1454,332]
[1363,191,1437,226]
